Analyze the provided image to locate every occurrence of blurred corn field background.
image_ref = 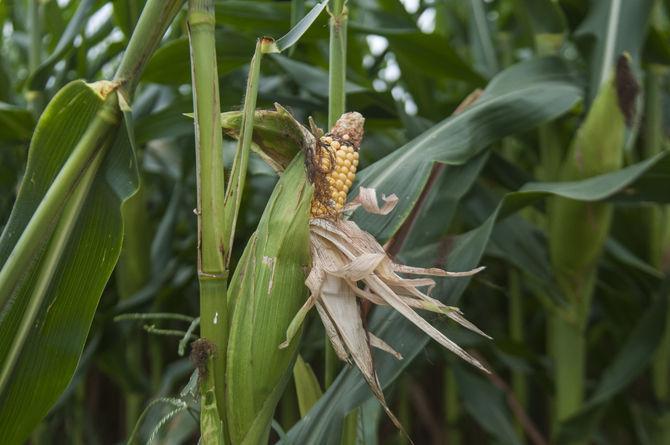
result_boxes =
[2,0,670,444]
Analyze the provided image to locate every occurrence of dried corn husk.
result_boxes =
[281,113,490,432]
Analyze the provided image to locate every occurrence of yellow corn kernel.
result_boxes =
[310,113,364,218]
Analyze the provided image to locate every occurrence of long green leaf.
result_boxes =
[575,0,654,96]
[293,355,324,417]
[354,56,582,242]
[0,81,137,444]
[281,151,670,445]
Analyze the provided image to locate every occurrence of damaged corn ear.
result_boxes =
[225,155,312,445]
[284,110,489,437]
[309,112,363,217]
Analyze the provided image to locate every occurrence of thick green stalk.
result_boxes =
[325,0,348,388]
[115,0,185,99]
[117,184,151,297]
[328,0,347,128]
[117,181,152,434]
[222,38,266,267]
[187,0,228,435]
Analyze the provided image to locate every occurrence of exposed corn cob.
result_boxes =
[309,112,363,218]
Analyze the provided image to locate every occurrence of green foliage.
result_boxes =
[1,0,670,444]
[0,81,133,444]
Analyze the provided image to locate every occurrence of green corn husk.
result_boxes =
[225,154,312,445]
[549,55,636,303]
[220,103,312,173]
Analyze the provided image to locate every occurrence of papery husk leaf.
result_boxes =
[343,187,399,215]
[369,333,403,360]
[317,273,404,432]
[310,217,489,373]
[225,155,312,445]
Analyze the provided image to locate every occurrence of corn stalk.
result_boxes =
[187,0,227,439]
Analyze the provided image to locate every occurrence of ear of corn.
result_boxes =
[308,113,362,217]
[225,154,312,445]
[549,55,637,301]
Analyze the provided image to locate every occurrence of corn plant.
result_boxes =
[1,1,670,444]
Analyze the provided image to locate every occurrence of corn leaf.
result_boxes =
[353,56,582,243]
[575,0,654,95]
[293,355,323,417]
[454,365,523,445]
[0,81,138,444]
[220,103,312,172]
[27,0,97,91]
[0,103,34,143]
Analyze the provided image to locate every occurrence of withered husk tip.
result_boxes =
[615,54,639,127]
